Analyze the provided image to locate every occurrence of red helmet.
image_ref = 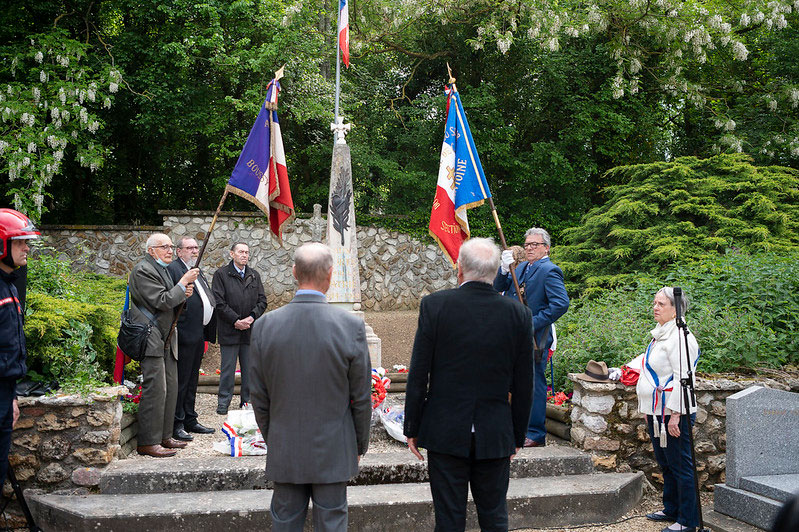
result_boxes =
[0,208,40,262]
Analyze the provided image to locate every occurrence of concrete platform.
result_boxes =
[28,472,644,532]
[99,447,595,494]
[704,509,768,532]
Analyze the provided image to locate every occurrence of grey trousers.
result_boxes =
[271,482,348,532]
[138,353,178,446]
[218,343,250,408]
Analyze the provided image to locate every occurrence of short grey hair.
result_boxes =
[656,286,690,315]
[145,233,170,250]
[524,227,551,247]
[458,238,501,283]
[176,236,196,249]
[294,243,334,285]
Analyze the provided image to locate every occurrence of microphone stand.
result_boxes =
[673,286,709,532]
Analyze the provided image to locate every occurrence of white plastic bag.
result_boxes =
[380,405,406,443]
[213,408,267,456]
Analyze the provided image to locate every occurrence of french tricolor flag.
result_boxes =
[429,85,492,266]
[339,0,350,67]
[226,78,295,243]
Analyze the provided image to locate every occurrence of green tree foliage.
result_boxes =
[24,248,125,389]
[555,154,799,295]
[553,252,799,392]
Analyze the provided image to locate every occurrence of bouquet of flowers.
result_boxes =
[371,367,391,409]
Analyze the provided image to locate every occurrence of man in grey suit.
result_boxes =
[249,242,372,532]
[129,233,199,458]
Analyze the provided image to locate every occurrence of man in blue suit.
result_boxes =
[493,227,569,447]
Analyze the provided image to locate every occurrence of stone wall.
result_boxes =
[7,387,125,502]
[568,375,799,490]
[40,208,457,310]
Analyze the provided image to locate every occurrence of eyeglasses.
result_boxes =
[150,244,175,251]
[523,242,547,249]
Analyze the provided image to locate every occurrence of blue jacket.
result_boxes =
[493,257,570,351]
[0,269,27,388]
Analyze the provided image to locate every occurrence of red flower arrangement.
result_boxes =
[547,391,570,406]
[371,368,391,409]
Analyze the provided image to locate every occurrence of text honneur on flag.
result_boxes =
[226,74,295,243]
[429,83,492,266]
[338,0,350,68]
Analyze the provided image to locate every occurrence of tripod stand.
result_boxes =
[673,286,709,532]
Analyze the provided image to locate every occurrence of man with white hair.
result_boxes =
[129,233,199,458]
[404,237,534,531]
[249,242,371,532]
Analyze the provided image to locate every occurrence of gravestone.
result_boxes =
[714,386,799,529]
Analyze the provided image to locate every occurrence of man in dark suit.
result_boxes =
[494,227,569,448]
[404,237,534,532]
[167,237,217,441]
[212,242,267,415]
[129,233,199,457]
[249,242,371,532]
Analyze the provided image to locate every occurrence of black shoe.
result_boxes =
[216,406,228,415]
[185,423,215,434]
[647,511,676,522]
[173,427,194,441]
[660,527,695,532]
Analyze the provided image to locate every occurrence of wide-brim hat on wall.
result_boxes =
[576,360,610,382]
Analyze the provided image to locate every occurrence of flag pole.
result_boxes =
[334,3,342,143]
[447,63,524,304]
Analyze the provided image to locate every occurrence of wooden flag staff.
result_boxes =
[446,63,524,305]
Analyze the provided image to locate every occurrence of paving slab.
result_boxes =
[100,446,594,494]
[29,472,644,532]
[704,509,768,532]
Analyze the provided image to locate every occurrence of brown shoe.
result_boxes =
[523,438,545,448]
[136,444,178,458]
[161,438,188,449]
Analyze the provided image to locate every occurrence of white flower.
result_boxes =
[87,88,96,102]
[103,97,111,109]
[767,97,777,111]
[54,150,64,162]
[109,82,118,93]
[35,51,43,63]
[79,89,85,104]
[79,108,88,124]
[732,41,748,61]
[40,70,47,83]
[630,58,641,74]
[61,109,70,122]
[58,87,66,104]
[547,37,559,52]
[58,55,69,67]
[22,157,30,167]
[72,130,78,139]
[790,88,799,108]
[27,142,36,153]
[0,140,8,154]
[88,121,99,133]
[32,87,40,102]
[51,107,60,121]
[725,119,736,131]
[740,13,751,26]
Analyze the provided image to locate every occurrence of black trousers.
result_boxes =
[0,380,14,485]
[174,338,204,429]
[427,438,511,532]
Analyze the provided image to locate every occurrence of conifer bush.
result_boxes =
[554,154,799,297]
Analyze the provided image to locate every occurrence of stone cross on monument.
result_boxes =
[325,120,382,368]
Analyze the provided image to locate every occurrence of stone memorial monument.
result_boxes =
[326,119,382,367]
[714,385,799,529]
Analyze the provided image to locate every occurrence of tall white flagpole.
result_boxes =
[334,1,342,143]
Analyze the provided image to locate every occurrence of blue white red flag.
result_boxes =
[338,0,350,67]
[227,79,295,243]
[429,84,492,265]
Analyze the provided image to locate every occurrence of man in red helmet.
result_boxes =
[0,208,39,485]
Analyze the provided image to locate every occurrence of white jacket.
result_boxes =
[635,319,700,416]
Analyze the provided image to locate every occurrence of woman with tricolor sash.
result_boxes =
[633,286,701,532]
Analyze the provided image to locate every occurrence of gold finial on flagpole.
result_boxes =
[275,64,286,81]
[446,62,456,85]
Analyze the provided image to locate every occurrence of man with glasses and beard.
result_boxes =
[493,227,569,448]
[167,237,217,441]
[130,233,199,457]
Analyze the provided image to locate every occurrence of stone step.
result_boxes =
[28,472,644,532]
[99,446,595,494]
[714,483,785,530]
[739,474,799,503]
